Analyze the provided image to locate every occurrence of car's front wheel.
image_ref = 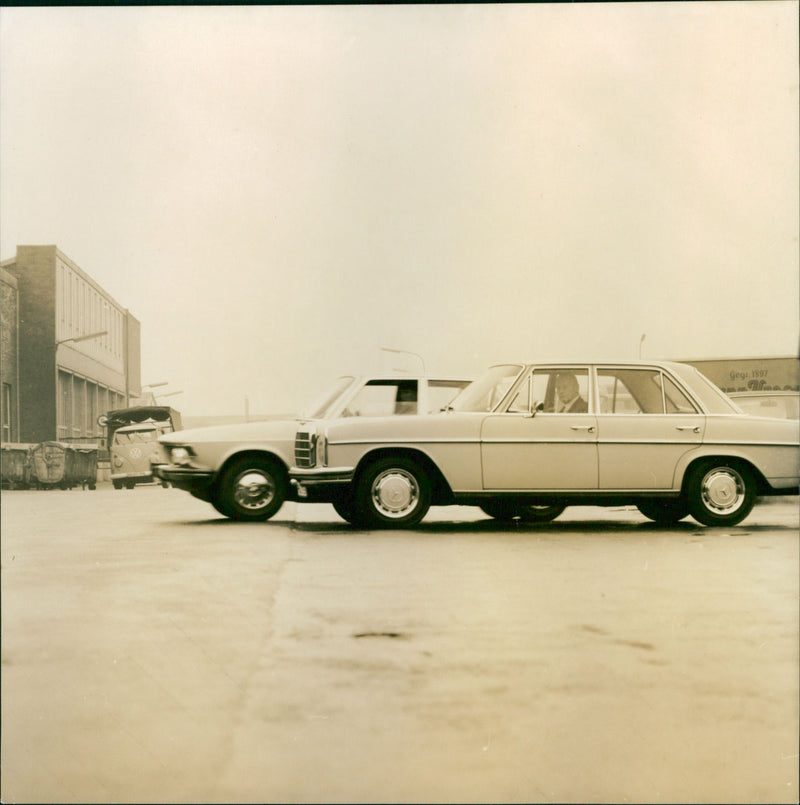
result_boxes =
[213,456,287,521]
[480,501,566,523]
[332,493,365,526]
[686,461,755,527]
[354,456,431,528]
[636,498,689,524]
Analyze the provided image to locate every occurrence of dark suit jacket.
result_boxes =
[563,395,588,413]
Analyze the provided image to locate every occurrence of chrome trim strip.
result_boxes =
[453,488,677,494]
[328,437,796,448]
[329,437,480,447]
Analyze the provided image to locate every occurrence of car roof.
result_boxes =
[494,360,695,369]
[355,375,471,381]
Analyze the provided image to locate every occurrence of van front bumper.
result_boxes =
[110,470,154,481]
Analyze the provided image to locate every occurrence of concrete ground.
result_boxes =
[1,484,798,804]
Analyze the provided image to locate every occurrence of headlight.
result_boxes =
[317,431,328,467]
[170,446,192,466]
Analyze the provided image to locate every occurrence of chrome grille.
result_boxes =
[294,431,316,467]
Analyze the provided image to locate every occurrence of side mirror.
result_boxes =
[530,400,545,417]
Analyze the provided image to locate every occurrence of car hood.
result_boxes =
[160,417,302,445]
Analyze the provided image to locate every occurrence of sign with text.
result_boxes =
[682,357,799,393]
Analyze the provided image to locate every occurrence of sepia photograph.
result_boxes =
[1,2,798,803]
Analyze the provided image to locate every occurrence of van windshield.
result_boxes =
[113,429,158,445]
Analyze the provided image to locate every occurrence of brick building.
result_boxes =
[0,245,141,444]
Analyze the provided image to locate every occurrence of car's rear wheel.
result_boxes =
[686,461,755,527]
[354,457,431,528]
[636,498,689,524]
[214,456,287,521]
[519,504,566,523]
[480,501,566,523]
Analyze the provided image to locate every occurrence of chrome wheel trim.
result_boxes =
[370,468,419,519]
[233,469,275,511]
[700,468,745,515]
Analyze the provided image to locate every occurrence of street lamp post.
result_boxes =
[56,330,108,348]
[381,347,427,374]
[154,390,183,405]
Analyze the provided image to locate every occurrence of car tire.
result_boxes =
[636,498,689,524]
[354,456,431,529]
[214,456,287,521]
[480,501,566,523]
[332,494,366,526]
[686,461,756,527]
[479,500,517,520]
[518,504,567,523]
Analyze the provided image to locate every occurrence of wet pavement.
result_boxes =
[1,485,798,803]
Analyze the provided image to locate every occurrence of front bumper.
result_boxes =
[110,470,154,481]
[289,466,354,500]
[152,463,216,497]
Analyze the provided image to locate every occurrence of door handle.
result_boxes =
[571,425,595,432]
[676,425,700,433]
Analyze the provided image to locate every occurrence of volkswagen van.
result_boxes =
[110,420,176,489]
[100,406,183,490]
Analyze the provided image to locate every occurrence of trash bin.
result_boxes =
[70,444,99,490]
[31,442,72,489]
[0,443,36,489]
[31,442,100,490]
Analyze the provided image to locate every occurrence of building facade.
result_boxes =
[1,266,20,442]
[0,245,141,444]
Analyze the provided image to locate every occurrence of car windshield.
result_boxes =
[301,376,356,419]
[449,365,524,412]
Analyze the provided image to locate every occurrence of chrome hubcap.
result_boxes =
[371,469,419,518]
[234,470,274,511]
[701,468,744,514]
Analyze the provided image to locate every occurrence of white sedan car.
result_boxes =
[153,375,469,520]
[728,390,800,420]
[290,361,800,528]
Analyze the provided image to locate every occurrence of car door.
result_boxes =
[595,366,705,489]
[481,367,598,490]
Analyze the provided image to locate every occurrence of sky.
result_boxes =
[1,2,798,416]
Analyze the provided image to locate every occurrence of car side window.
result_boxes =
[597,369,698,414]
[660,374,699,414]
[427,381,468,413]
[341,380,418,417]
[532,369,590,413]
[597,372,642,413]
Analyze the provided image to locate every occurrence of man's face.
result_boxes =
[556,375,577,401]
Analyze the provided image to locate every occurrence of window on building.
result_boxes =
[2,383,12,442]
[87,382,97,436]
[58,370,72,440]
